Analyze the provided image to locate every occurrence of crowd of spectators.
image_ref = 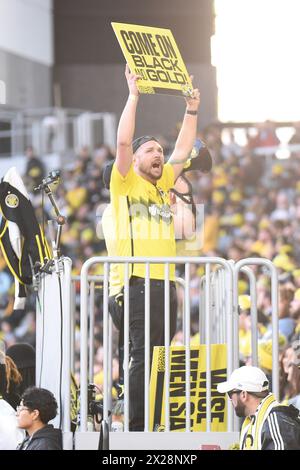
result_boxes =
[0,120,300,409]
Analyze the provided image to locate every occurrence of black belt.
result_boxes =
[129,276,175,287]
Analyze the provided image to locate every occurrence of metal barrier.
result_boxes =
[240,266,258,366]
[73,273,188,426]
[199,265,228,344]
[68,256,279,448]
[199,258,279,401]
[233,258,279,398]
[198,264,235,430]
[0,107,116,159]
[36,256,280,449]
[79,256,235,444]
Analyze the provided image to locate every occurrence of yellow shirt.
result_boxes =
[110,162,176,283]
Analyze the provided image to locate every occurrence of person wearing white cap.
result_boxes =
[217,366,300,450]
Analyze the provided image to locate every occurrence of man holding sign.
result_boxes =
[109,63,200,431]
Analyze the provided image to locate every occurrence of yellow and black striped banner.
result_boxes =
[149,345,228,431]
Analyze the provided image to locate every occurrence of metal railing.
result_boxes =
[233,258,279,398]
[0,107,116,158]
[76,255,279,446]
[79,256,234,434]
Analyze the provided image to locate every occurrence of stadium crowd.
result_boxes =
[0,120,300,410]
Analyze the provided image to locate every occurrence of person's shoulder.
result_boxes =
[111,162,135,179]
[27,439,61,451]
[158,163,175,189]
[273,404,300,416]
[270,404,300,428]
[163,162,174,173]
[110,163,137,194]
[28,426,63,450]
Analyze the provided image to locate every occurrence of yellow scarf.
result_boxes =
[240,393,279,450]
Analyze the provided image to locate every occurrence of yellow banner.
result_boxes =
[149,345,228,432]
[111,22,193,97]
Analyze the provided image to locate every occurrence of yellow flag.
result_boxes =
[112,22,193,97]
[149,345,228,431]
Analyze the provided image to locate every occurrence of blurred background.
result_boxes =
[1,0,300,407]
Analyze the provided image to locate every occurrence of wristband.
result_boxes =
[186,110,197,116]
[129,94,138,102]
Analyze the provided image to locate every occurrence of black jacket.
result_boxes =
[17,425,63,450]
[261,405,300,450]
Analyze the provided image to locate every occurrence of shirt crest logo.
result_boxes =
[5,193,19,208]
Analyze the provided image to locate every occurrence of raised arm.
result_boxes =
[115,65,140,177]
[168,79,200,180]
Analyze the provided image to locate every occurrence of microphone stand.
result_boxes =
[34,173,66,275]
[34,175,66,429]
[43,183,66,261]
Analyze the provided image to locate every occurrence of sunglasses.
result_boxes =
[227,389,242,399]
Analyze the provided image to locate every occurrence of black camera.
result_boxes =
[89,400,104,423]
[87,384,111,424]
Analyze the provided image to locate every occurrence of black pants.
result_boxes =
[108,292,125,386]
[109,277,177,431]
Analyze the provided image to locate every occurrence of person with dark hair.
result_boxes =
[6,343,35,397]
[217,366,300,450]
[16,387,62,450]
[107,64,200,431]
[0,353,22,410]
[0,350,25,449]
[7,344,79,434]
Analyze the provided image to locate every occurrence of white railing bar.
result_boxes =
[205,263,211,432]
[144,263,150,431]
[88,282,95,383]
[234,258,279,399]
[184,263,191,432]
[102,263,109,423]
[241,267,258,366]
[123,264,130,431]
[164,264,171,432]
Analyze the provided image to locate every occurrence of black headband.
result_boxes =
[132,135,160,154]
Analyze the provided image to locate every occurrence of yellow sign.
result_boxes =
[111,22,193,97]
[149,345,227,431]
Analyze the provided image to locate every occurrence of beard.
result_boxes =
[138,161,163,181]
[234,398,247,418]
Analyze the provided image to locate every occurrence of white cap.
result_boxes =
[217,366,269,394]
